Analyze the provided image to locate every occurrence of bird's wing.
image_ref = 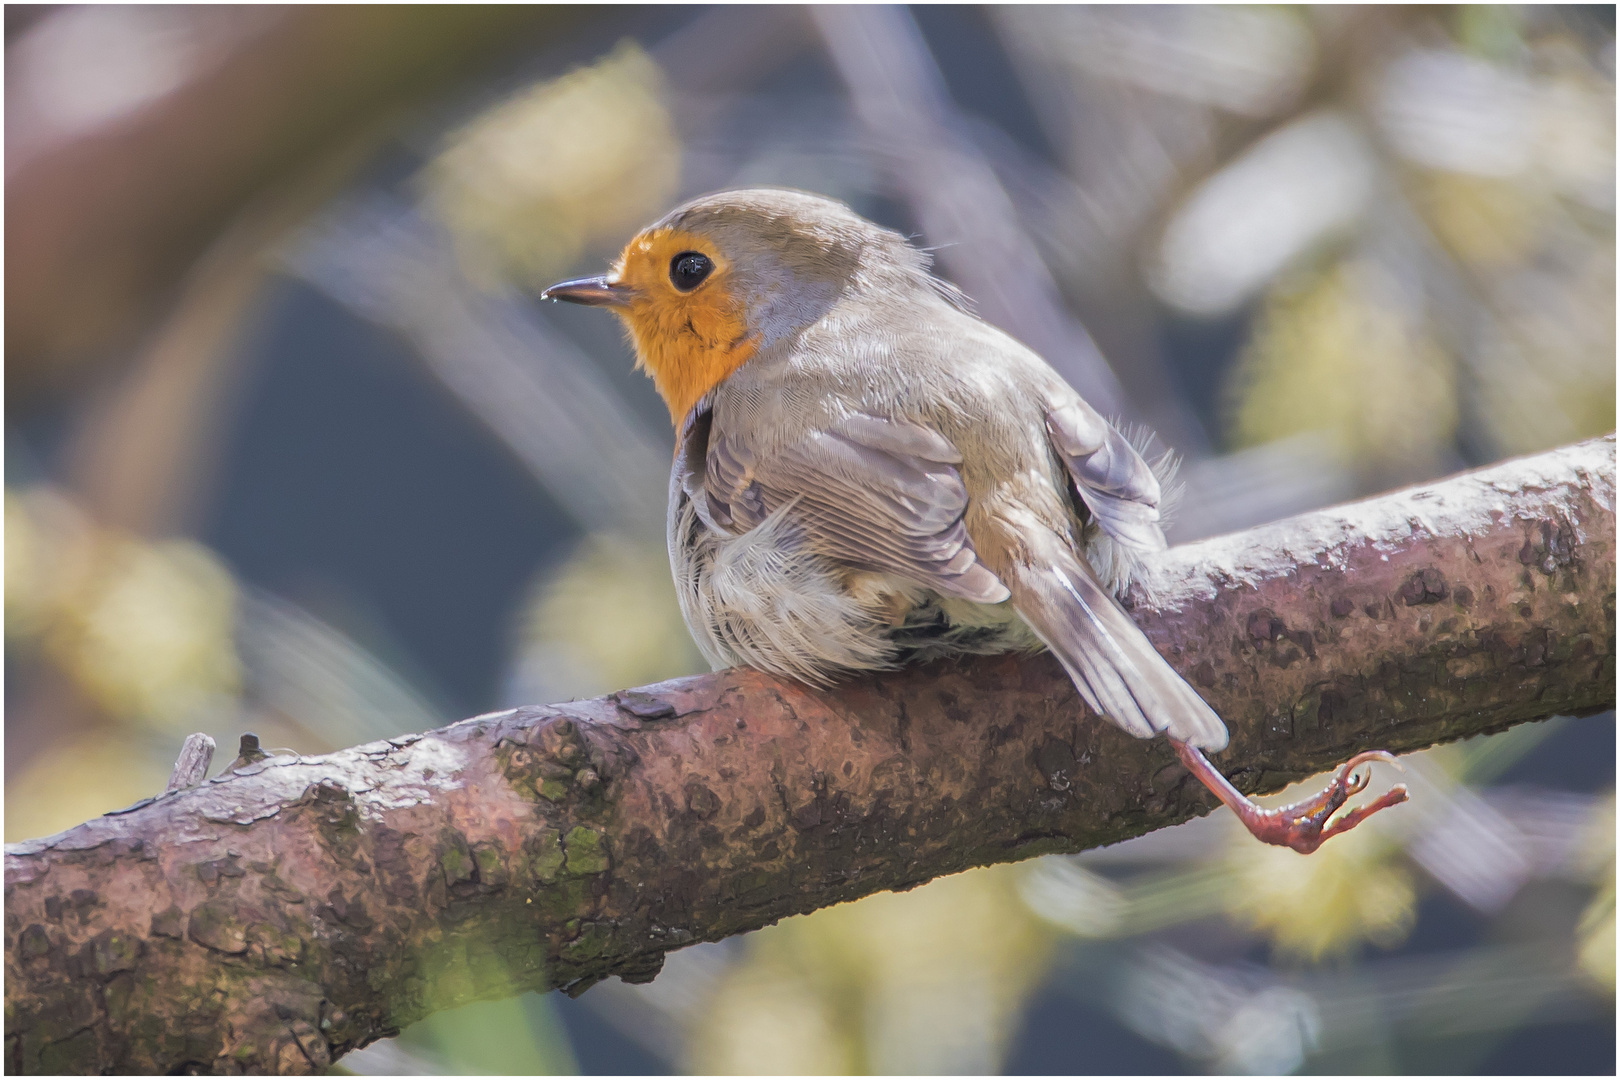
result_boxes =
[1008,394,1226,749]
[690,409,1010,604]
[1044,395,1166,554]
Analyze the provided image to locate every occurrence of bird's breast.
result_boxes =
[666,483,902,684]
[624,293,757,427]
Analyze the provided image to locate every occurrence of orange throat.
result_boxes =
[620,292,757,428]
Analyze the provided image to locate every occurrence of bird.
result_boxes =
[543,187,1406,853]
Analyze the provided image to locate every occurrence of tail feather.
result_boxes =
[1009,529,1229,751]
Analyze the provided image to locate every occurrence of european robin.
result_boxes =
[544,188,1406,852]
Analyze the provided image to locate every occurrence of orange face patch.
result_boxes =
[609,227,757,428]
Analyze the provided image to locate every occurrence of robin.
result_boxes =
[544,188,1406,853]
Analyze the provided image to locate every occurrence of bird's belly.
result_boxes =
[669,496,1039,685]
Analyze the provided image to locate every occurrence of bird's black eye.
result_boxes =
[670,251,714,291]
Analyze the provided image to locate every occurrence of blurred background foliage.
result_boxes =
[4,4,1613,1074]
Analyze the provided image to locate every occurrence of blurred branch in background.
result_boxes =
[5,9,612,849]
[279,193,669,538]
[810,5,1144,437]
[5,5,578,405]
[4,3,600,798]
[1041,757,1612,1075]
[3,485,451,838]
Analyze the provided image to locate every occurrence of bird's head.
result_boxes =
[543,187,941,427]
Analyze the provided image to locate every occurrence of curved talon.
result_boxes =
[1170,738,1411,855]
[1318,783,1411,845]
[1343,749,1403,773]
[1337,750,1400,797]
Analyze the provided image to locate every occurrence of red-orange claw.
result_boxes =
[1318,782,1411,845]
[1343,768,1371,797]
[1170,738,1412,855]
[1344,749,1403,775]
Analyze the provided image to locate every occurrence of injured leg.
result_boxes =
[1170,739,1410,854]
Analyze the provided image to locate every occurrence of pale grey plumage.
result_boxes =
[659,187,1228,751]
[693,412,1008,604]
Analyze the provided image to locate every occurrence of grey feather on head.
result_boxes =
[658,188,969,345]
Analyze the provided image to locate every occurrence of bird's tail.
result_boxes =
[1006,526,1228,751]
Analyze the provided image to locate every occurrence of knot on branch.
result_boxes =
[1400,567,1451,606]
[498,710,638,805]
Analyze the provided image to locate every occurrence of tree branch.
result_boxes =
[6,436,1614,1074]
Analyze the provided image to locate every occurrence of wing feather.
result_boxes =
[700,411,1009,605]
[1007,525,1229,750]
[1045,396,1167,554]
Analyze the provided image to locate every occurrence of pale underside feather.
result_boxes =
[671,494,896,685]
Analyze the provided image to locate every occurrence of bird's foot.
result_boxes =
[1170,739,1409,854]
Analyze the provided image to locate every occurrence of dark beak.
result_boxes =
[540,275,632,308]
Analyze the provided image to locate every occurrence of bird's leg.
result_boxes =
[1169,738,1409,854]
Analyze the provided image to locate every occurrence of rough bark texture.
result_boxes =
[5,436,1614,1074]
